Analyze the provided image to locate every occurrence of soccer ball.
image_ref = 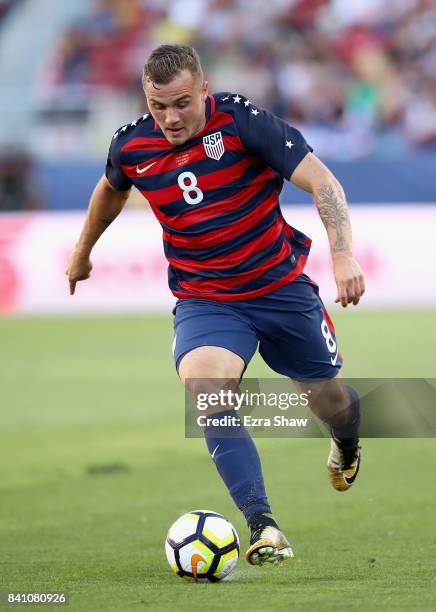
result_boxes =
[165,510,240,582]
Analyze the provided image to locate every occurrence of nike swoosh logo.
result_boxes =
[136,161,157,174]
[344,453,361,485]
[211,445,219,459]
[191,553,206,579]
[330,351,339,366]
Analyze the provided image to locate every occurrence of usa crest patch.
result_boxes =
[203,131,225,160]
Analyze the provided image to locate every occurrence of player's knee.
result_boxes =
[179,347,244,413]
[324,389,350,426]
[183,375,241,416]
[181,367,239,397]
[308,385,350,426]
[178,346,244,385]
[184,377,239,403]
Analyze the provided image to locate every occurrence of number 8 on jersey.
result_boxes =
[177,171,204,205]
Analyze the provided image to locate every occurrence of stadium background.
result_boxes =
[1,1,435,610]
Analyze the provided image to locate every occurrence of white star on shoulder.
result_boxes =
[251,108,259,116]
[131,120,137,126]
[112,131,119,139]
[121,126,127,132]
[285,140,294,148]
[221,96,230,101]
[233,94,241,103]
[244,99,251,107]
[142,113,149,120]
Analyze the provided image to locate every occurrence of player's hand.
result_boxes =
[65,250,93,295]
[332,253,365,307]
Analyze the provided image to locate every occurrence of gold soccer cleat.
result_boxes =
[245,525,294,566]
[327,436,361,491]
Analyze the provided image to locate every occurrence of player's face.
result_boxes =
[144,69,208,146]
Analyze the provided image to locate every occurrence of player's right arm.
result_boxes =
[66,175,130,295]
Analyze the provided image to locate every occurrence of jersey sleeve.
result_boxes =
[232,96,313,179]
[105,133,133,191]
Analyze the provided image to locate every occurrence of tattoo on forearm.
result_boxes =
[316,183,351,253]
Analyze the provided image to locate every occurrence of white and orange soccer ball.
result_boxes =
[165,510,240,582]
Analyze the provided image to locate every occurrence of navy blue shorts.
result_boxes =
[172,274,342,380]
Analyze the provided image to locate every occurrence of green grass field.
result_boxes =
[1,310,435,611]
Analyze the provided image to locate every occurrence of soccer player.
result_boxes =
[67,44,365,566]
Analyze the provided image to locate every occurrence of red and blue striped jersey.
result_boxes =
[105,92,313,301]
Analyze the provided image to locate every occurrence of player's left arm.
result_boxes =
[290,153,365,307]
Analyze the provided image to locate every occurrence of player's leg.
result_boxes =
[179,346,273,522]
[249,275,361,491]
[294,375,361,492]
[173,299,293,565]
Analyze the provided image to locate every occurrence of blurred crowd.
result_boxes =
[0,0,20,22]
[0,152,42,212]
[38,0,436,153]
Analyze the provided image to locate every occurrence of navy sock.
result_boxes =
[331,385,360,441]
[204,410,272,523]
